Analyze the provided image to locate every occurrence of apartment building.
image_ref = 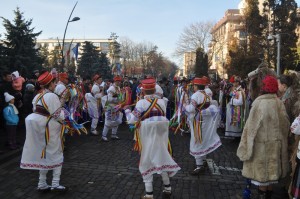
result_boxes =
[209,9,243,79]
[36,38,119,65]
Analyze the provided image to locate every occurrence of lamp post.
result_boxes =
[60,1,80,72]
[268,34,281,76]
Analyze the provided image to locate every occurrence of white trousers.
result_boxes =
[38,166,62,188]
[102,125,118,137]
[143,171,171,193]
[195,155,206,166]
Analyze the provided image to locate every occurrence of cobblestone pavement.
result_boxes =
[0,124,289,199]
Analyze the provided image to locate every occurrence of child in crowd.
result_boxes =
[3,92,19,150]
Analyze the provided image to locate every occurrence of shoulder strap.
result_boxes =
[35,92,50,113]
[140,98,158,120]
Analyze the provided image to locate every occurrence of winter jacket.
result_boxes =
[237,94,290,182]
[3,104,19,125]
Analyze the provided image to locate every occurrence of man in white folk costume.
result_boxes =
[101,75,123,142]
[85,74,104,135]
[54,72,69,106]
[225,75,245,137]
[20,71,69,192]
[125,78,180,199]
[184,77,222,175]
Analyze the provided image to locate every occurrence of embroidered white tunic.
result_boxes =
[125,95,180,179]
[20,92,65,170]
[101,84,123,127]
[184,91,221,158]
[291,115,300,159]
[225,87,244,137]
[54,81,68,106]
[85,83,103,121]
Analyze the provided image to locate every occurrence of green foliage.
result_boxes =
[1,7,42,76]
[0,35,8,71]
[228,42,261,78]
[39,43,50,68]
[227,0,264,78]
[195,47,208,77]
[49,46,61,70]
[264,0,299,72]
[77,41,112,80]
[109,32,121,65]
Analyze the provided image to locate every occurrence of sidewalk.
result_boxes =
[0,124,290,199]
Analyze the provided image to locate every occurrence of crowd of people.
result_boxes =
[2,65,300,198]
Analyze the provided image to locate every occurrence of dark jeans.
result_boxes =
[6,125,17,148]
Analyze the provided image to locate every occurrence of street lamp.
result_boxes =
[60,1,80,72]
[268,34,281,76]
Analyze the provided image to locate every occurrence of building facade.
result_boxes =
[36,38,119,70]
[209,9,243,79]
[183,51,196,78]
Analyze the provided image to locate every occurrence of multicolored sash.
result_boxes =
[230,88,245,128]
[193,91,210,144]
[34,92,65,159]
[133,99,172,155]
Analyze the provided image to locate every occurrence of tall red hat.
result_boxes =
[202,76,211,84]
[58,72,68,81]
[173,76,179,81]
[93,74,101,82]
[141,78,156,90]
[193,77,208,85]
[113,75,122,82]
[38,71,54,86]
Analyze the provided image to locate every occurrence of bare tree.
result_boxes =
[174,21,214,57]
[119,37,135,75]
[119,37,179,77]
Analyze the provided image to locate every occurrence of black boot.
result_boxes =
[266,190,272,199]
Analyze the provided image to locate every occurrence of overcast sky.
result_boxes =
[0,0,299,66]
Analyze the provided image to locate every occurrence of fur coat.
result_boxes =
[237,94,290,182]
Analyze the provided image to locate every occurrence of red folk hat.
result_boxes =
[38,71,54,86]
[173,76,179,81]
[193,77,208,86]
[113,75,122,82]
[261,75,278,94]
[58,72,68,81]
[202,76,210,84]
[93,74,101,82]
[229,75,241,83]
[141,78,156,90]
[229,75,235,83]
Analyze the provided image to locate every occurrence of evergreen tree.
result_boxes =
[264,0,299,72]
[109,32,121,67]
[39,43,50,68]
[98,52,112,80]
[1,7,42,76]
[49,46,61,70]
[0,34,8,71]
[77,41,112,79]
[227,0,264,78]
[195,47,208,77]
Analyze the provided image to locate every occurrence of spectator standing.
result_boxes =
[0,71,13,129]
[3,92,19,150]
[237,75,290,199]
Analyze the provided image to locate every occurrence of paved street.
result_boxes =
[0,124,287,199]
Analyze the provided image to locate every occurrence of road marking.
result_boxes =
[207,159,241,175]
